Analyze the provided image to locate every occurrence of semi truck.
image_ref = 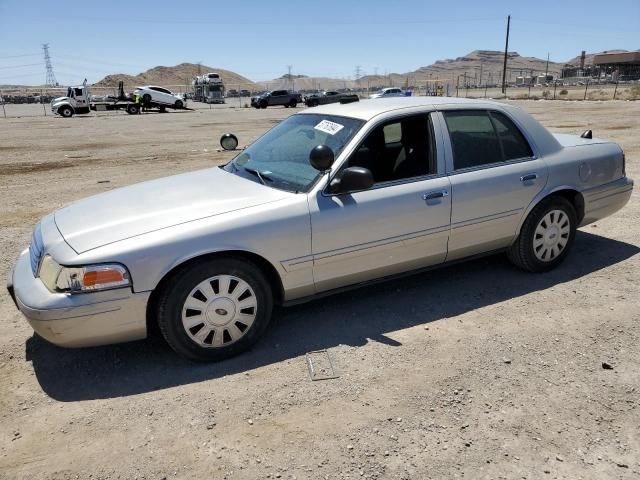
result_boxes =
[192,72,225,104]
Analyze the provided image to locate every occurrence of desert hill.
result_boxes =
[94,63,258,89]
[262,50,567,91]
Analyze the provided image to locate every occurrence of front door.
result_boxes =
[439,108,548,260]
[309,112,452,292]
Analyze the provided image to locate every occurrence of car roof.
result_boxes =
[298,96,503,121]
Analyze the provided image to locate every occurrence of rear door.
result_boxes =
[439,108,548,260]
[271,90,287,105]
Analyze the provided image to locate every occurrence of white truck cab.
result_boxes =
[51,85,91,117]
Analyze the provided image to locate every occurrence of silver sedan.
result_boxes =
[8,97,634,361]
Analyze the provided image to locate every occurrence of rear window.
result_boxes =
[444,110,533,170]
[490,111,533,160]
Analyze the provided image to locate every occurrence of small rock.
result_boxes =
[601,362,614,370]
[556,455,564,462]
[616,462,629,468]
[347,445,354,450]
[248,419,253,425]
[384,451,390,456]
[503,358,512,364]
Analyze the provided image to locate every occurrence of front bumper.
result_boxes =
[8,248,149,348]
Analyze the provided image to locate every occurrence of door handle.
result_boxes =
[423,190,449,201]
[520,173,538,182]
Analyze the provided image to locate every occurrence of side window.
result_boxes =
[489,111,533,160]
[74,88,83,96]
[345,114,436,184]
[443,110,502,170]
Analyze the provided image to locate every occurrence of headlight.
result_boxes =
[38,255,131,293]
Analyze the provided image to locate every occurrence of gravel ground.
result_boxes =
[0,100,638,479]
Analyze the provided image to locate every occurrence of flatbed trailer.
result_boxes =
[51,81,191,117]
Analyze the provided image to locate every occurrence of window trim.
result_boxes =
[439,108,538,175]
[322,111,441,197]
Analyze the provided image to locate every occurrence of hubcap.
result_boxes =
[181,275,257,348]
[533,209,570,262]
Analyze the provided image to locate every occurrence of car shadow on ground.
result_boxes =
[26,230,639,401]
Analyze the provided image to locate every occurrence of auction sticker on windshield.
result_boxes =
[314,119,344,135]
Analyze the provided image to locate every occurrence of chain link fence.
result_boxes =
[2,79,639,119]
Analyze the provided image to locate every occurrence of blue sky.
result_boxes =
[0,0,638,85]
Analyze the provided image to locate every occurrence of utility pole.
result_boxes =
[501,15,511,94]
[197,62,202,76]
[545,52,549,78]
[42,43,57,87]
[287,65,293,90]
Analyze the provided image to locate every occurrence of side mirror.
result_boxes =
[329,167,374,194]
[220,133,238,151]
[309,145,335,171]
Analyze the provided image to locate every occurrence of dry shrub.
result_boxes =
[560,89,568,95]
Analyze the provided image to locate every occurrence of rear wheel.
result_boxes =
[175,100,184,109]
[126,104,140,115]
[59,106,73,117]
[289,99,297,108]
[142,93,152,104]
[156,257,273,362]
[507,196,577,272]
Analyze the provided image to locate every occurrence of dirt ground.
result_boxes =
[0,100,638,480]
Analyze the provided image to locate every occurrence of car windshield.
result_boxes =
[224,114,364,192]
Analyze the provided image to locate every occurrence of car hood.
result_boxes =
[54,167,289,253]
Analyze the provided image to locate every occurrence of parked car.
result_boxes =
[305,90,359,107]
[8,97,633,361]
[239,89,251,97]
[251,90,301,108]
[133,86,185,108]
[369,87,405,99]
[226,89,239,98]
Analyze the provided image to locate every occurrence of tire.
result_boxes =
[59,106,73,117]
[156,257,274,362]
[175,100,184,109]
[259,100,268,109]
[126,104,140,115]
[289,100,297,108]
[507,196,577,272]
[159,105,166,113]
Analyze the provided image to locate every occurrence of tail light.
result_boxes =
[622,152,626,176]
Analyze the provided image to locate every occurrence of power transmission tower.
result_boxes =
[42,43,57,86]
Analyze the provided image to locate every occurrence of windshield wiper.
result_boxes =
[243,166,272,185]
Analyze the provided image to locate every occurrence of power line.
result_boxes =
[0,63,41,70]
[0,53,40,59]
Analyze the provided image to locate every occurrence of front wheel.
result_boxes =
[59,106,73,117]
[175,100,184,109]
[288,100,297,108]
[507,196,577,272]
[156,257,273,361]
